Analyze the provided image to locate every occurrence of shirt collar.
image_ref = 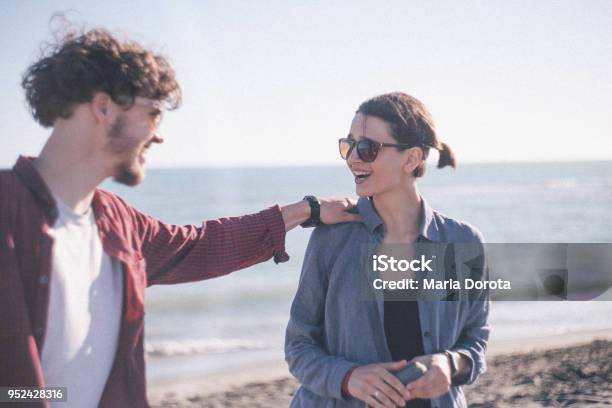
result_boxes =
[13,155,57,214]
[13,155,111,223]
[356,195,441,242]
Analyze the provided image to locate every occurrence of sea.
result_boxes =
[100,161,612,385]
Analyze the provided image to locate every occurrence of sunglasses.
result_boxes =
[338,137,415,163]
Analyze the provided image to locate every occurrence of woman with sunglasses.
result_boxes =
[285,92,490,408]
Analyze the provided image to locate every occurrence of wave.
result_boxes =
[426,177,612,196]
[145,337,270,357]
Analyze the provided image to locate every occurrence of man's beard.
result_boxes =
[114,161,142,187]
[105,116,145,186]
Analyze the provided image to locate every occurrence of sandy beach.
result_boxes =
[148,328,612,407]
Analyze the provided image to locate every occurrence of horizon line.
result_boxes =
[2,158,611,170]
[142,158,612,170]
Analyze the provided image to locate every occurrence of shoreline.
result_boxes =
[148,327,612,406]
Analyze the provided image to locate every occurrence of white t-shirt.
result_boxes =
[41,198,124,407]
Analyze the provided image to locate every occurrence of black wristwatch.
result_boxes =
[300,195,322,228]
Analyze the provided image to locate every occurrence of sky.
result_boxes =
[0,0,611,167]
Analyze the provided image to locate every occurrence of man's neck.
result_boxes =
[33,129,109,215]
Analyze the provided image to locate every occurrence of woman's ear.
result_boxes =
[403,147,423,175]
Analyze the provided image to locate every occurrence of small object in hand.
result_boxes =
[395,362,428,385]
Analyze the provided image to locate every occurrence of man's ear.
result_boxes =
[403,147,423,175]
[90,92,116,124]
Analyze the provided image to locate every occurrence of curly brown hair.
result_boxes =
[22,27,181,127]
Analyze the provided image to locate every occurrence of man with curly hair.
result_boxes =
[0,28,360,407]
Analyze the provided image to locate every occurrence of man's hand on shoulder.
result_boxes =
[281,197,362,232]
[319,197,362,225]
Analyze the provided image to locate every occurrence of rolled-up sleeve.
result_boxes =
[285,227,357,400]
[451,299,490,385]
[451,228,490,386]
[105,191,289,285]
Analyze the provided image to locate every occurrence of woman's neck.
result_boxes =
[372,186,422,243]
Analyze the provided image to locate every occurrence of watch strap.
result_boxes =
[300,195,321,228]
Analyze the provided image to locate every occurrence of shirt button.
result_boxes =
[39,275,49,285]
[423,331,431,337]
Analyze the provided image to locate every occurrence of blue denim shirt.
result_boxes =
[285,197,490,408]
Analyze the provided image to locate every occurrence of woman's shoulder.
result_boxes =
[430,210,485,244]
[310,220,367,243]
[302,222,367,269]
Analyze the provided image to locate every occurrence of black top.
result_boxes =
[384,296,431,408]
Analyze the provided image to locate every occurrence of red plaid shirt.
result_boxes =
[0,156,289,407]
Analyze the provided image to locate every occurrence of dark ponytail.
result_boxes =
[435,142,456,169]
[356,92,457,178]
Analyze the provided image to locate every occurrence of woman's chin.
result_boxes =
[355,185,373,197]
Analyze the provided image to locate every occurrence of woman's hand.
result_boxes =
[405,353,452,400]
[346,360,410,408]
